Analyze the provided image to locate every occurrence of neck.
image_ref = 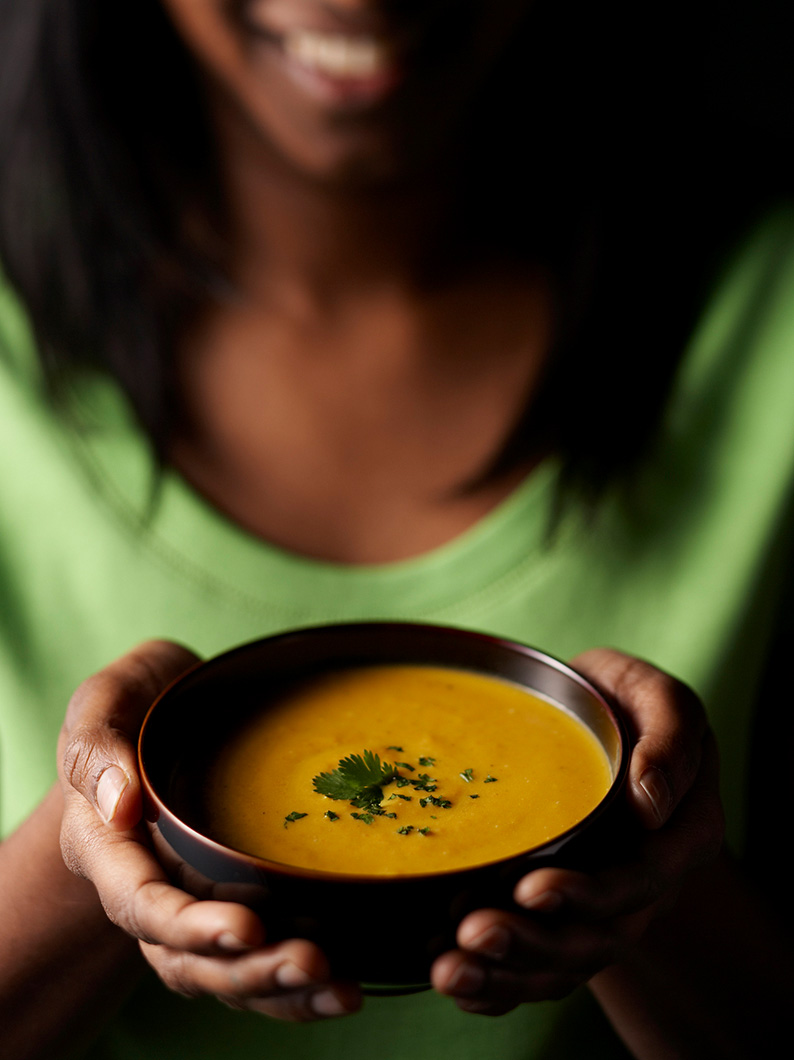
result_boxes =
[210,97,517,309]
[169,92,553,562]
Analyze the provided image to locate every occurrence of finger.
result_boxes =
[513,862,664,925]
[457,907,616,978]
[513,731,722,921]
[144,936,326,995]
[571,648,707,828]
[435,907,615,1010]
[63,814,266,953]
[245,982,362,1022]
[431,948,583,1011]
[142,939,361,1022]
[59,640,199,830]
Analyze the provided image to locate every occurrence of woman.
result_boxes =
[0,1,790,1057]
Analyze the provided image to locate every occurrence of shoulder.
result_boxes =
[669,204,794,419]
[703,205,794,336]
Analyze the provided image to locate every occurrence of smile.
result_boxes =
[282,30,393,81]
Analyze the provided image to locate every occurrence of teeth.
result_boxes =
[283,30,390,79]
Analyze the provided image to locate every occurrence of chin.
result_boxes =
[276,137,432,189]
[224,88,449,189]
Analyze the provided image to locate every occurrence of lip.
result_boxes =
[238,1,437,108]
[242,0,428,41]
[278,32,406,107]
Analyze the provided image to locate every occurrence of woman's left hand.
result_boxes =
[430,648,724,1014]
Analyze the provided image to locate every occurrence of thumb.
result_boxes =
[570,648,707,830]
[58,640,200,832]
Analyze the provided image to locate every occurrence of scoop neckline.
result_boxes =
[69,380,561,622]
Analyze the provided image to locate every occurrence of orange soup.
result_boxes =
[204,665,612,876]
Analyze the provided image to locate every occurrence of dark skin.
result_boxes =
[166,0,554,564]
[55,641,723,1029]
[2,1,788,1056]
[171,91,553,561]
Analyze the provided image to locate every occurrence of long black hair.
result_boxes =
[0,0,790,502]
[0,0,223,445]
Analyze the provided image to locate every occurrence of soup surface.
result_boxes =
[203,665,612,876]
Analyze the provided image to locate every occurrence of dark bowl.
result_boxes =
[138,622,629,992]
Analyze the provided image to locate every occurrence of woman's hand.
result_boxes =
[57,640,361,1022]
[431,648,724,1015]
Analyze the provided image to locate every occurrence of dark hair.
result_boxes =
[0,0,790,501]
[0,0,224,449]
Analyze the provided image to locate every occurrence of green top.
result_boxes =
[2,209,794,1058]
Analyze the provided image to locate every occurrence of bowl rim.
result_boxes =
[138,621,631,883]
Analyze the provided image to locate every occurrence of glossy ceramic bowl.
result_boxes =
[138,622,629,992]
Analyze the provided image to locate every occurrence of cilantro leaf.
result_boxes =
[312,750,394,800]
[312,749,399,816]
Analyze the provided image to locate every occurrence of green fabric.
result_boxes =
[1,207,794,1057]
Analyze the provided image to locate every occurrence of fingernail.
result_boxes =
[96,765,129,823]
[639,767,672,825]
[446,960,485,997]
[515,886,563,913]
[217,932,254,953]
[276,962,314,988]
[310,990,348,1017]
[466,925,510,960]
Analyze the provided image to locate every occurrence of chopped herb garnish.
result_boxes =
[411,773,438,792]
[284,811,308,828]
[350,793,386,813]
[310,748,485,839]
[387,746,403,752]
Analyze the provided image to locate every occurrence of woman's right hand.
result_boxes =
[57,640,362,1022]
